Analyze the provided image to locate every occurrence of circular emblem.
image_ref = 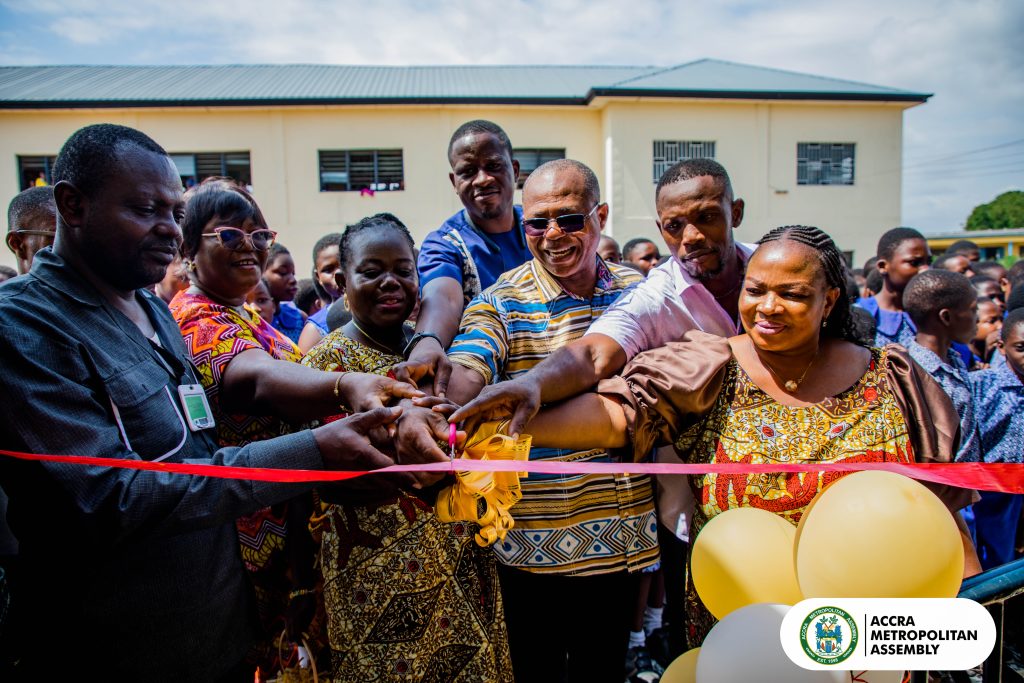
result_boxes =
[799,606,858,665]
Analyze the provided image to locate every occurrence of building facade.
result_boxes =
[0,61,927,272]
[926,229,1024,262]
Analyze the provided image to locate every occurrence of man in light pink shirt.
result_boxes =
[450,157,750,435]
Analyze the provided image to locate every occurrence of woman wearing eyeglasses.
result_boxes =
[169,178,422,672]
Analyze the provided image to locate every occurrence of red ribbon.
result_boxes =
[3,448,1024,493]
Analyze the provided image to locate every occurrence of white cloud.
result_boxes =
[1,0,1022,230]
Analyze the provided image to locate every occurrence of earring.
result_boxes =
[186,260,197,273]
[822,319,828,329]
[342,292,349,310]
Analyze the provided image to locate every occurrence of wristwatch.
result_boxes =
[403,332,443,359]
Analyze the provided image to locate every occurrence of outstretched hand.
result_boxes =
[394,399,464,487]
[446,377,540,437]
[391,337,452,397]
[341,373,424,413]
[314,406,416,487]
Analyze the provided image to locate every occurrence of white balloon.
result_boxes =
[696,603,847,683]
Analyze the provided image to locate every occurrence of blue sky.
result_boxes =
[2,0,1022,233]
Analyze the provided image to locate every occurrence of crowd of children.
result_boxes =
[855,229,1023,572]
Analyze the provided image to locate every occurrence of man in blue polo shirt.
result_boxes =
[396,120,532,393]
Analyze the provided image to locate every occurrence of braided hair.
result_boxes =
[756,225,864,345]
[339,213,416,270]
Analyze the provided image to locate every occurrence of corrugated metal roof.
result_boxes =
[0,59,929,108]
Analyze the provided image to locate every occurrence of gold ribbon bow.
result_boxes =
[435,420,532,547]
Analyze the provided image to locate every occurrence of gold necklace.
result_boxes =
[351,319,405,355]
[757,348,820,393]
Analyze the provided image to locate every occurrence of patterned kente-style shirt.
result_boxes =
[449,257,658,576]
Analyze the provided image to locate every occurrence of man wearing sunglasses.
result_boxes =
[448,157,751,660]
[6,185,56,275]
[407,159,657,682]
[0,124,419,681]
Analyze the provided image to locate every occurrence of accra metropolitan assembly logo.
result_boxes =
[799,606,859,665]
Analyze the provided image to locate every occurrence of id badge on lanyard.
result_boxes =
[177,384,215,431]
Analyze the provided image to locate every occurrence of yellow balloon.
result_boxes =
[795,471,964,598]
[691,507,804,620]
[660,648,699,683]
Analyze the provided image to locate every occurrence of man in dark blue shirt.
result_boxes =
[0,124,411,681]
[397,120,532,394]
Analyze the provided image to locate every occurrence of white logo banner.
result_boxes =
[780,598,996,671]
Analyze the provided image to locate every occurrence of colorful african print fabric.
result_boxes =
[449,257,659,576]
[301,331,513,682]
[678,349,912,646]
[601,337,924,649]
[170,290,321,670]
[170,290,302,446]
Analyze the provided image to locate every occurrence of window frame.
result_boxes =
[652,140,716,183]
[171,151,253,189]
[796,142,856,186]
[513,148,567,189]
[318,149,405,193]
[16,155,56,191]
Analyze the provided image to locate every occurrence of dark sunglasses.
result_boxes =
[522,204,601,237]
[201,226,277,251]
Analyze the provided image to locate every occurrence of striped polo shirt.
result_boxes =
[449,256,659,576]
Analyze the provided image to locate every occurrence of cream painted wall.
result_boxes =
[0,98,911,273]
[599,99,909,263]
[0,105,603,274]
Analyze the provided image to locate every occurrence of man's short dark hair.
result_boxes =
[51,124,167,198]
[903,269,975,327]
[622,238,656,260]
[931,253,960,270]
[1003,308,1024,340]
[862,255,879,274]
[294,278,320,316]
[655,158,733,201]
[447,120,512,163]
[1007,260,1024,288]
[947,240,979,256]
[877,227,926,262]
[7,186,55,232]
[312,232,342,262]
[865,268,883,295]
[525,158,600,206]
[1006,285,1024,314]
[973,261,1005,280]
[970,274,998,288]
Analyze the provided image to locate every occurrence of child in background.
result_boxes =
[264,243,305,343]
[294,278,321,317]
[298,233,343,353]
[970,308,1024,569]
[245,277,277,324]
[903,270,982,464]
[855,227,931,347]
[971,275,1005,312]
[152,255,189,304]
[971,297,1004,365]
[863,268,883,298]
